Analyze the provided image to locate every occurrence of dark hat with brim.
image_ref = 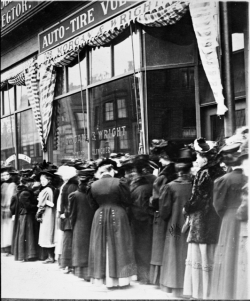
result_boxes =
[37,170,55,178]
[97,159,118,170]
[78,168,95,180]
[177,148,193,163]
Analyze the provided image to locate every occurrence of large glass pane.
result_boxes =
[114,27,137,76]
[3,86,15,115]
[1,116,15,167]
[16,85,29,110]
[68,57,87,92]
[53,91,88,165]
[91,46,111,83]
[17,110,42,169]
[232,50,245,98]
[147,68,196,144]
[54,67,66,97]
[144,18,195,67]
[90,75,140,159]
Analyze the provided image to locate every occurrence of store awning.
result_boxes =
[0,56,36,89]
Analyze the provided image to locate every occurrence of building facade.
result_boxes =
[1,1,248,169]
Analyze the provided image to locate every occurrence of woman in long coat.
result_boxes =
[149,157,176,285]
[36,170,56,263]
[210,147,248,299]
[55,166,78,272]
[1,168,17,255]
[68,169,96,280]
[159,149,193,297]
[127,158,155,284]
[88,162,136,288]
[10,178,37,261]
[183,138,225,299]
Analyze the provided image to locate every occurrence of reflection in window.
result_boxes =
[90,76,139,159]
[16,85,29,110]
[117,98,127,118]
[91,46,111,83]
[17,110,42,169]
[53,92,88,165]
[147,68,196,143]
[54,67,66,96]
[1,116,15,164]
[3,87,15,115]
[105,102,114,121]
[114,35,133,76]
[68,58,87,92]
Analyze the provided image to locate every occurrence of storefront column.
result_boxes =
[244,5,249,125]
[220,2,236,136]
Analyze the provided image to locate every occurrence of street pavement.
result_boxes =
[1,253,181,299]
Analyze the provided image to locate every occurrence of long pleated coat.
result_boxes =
[10,185,37,261]
[210,169,247,299]
[129,176,154,283]
[68,188,95,268]
[159,177,192,290]
[88,175,136,279]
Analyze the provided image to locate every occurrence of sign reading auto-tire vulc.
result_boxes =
[38,1,138,54]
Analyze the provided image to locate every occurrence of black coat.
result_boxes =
[129,176,154,282]
[10,185,37,261]
[184,162,225,244]
[60,176,78,231]
[88,175,136,279]
[68,188,95,267]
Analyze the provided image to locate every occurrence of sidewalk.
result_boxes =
[1,253,180,299]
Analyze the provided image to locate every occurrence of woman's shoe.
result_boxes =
[42,258,55,264]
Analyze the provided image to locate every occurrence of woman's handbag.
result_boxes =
[181,216,190,234]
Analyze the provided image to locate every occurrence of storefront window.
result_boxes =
[3,87,15,115]
[89,75,139,159]
[233,50,245,98]
[68,57,87,92]
[17,110,42,169]
[16,85,29,110]
[114,34,134,76]
[144,24,195,67]
[1,116,15,166]
[54,67,66,97]
[147,68,196,144]
[91,46,111,83]
[53,91,88,165]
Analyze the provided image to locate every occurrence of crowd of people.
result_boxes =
[1,126,248,299]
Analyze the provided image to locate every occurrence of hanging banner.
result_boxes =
[38,0,169,65]
[189,1,228,115]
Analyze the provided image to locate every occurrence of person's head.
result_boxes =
[98,164,117,179]
[194,138,218,168]
[159,155,172,167]
[40,174,52,187]
[1,171,10,182]
[20,177,34,189]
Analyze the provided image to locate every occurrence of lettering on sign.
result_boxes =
[38,1,140,53]
[5,153,32,165]
[1,1,39,29]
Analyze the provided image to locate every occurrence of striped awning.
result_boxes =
[0,56,37,90]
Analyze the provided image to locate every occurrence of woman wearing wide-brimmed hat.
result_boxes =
[88,161,136,288]
[36,170,57,263]
[1,166,18,255]
[68,169,96,280]
[182,138,225,299]
[159,148,193,297]
[10,176,37,262]
[210,141,248,299]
